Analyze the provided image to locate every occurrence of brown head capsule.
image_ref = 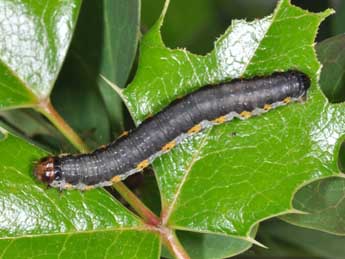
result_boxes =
[34,157,61,185]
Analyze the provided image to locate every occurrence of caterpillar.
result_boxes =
[34,71,310,190]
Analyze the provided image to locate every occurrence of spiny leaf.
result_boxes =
[279,34,345,236]
[123,0,339,241]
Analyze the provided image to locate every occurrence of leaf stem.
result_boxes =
[36,99,90,153]
[113,181,161,226]
[160,227,190,259]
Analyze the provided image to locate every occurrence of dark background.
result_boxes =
[142,0,344,54]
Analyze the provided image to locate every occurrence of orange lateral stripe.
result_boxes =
[263,104,272,111]
[64,183,73,190]
[212,116,227,124]
[119,131,129,138]
[111,175,122,183]
[162,140,176,152]
[146,113,153,119]
[83,185,94,191]
[283,97,291,104]
[240,111,252,119]
[136,159,149,170]
[187,124,202,134]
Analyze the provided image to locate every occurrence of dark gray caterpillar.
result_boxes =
[34,71,310,190]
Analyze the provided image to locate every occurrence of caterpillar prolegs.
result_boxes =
[34,71,310,190]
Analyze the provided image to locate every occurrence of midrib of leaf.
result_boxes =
[162,128,212,224]
[0,227,151,241]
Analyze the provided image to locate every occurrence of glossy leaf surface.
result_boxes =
[279,34,345,235]
[0,129,160,258]
[0,0,82,109]
[124,0,339,240]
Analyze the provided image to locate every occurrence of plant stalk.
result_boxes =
[36,99,90,153]
[160,227,190,259]
[113,181,161,226]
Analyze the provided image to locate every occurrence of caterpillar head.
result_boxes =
[34,156,61,185]
[289,70,311,98]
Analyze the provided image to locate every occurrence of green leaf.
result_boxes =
[98,0,140,133]
[0,0,82,109]
[123,0,338,241]
[69,0,140,134]
[316,34,345,103]
[254,219,345,259]
[0,231,160,259]
[281,177,345,235]
[0,129,160,258]
[162,231,253,259]
[139,173,256,259]
[332,0,345,35]
[52,53,112,149]
[278,35,345,235]
[0,109,71,152]
[171,228,257,259]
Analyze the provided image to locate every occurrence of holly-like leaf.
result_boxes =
[123,0,339,242]
[279,34,345,235]
[0,0,82,109]
[281,177,345,235]
[0,128,160,258]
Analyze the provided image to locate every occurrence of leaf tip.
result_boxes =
[323,8,336,17]
[338,173,345,179]
[287,208,310,215]
[245,237,267,248]
[159,0,171,22]
[0,127,8,137]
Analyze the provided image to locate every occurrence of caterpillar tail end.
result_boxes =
[34,156,61,185]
